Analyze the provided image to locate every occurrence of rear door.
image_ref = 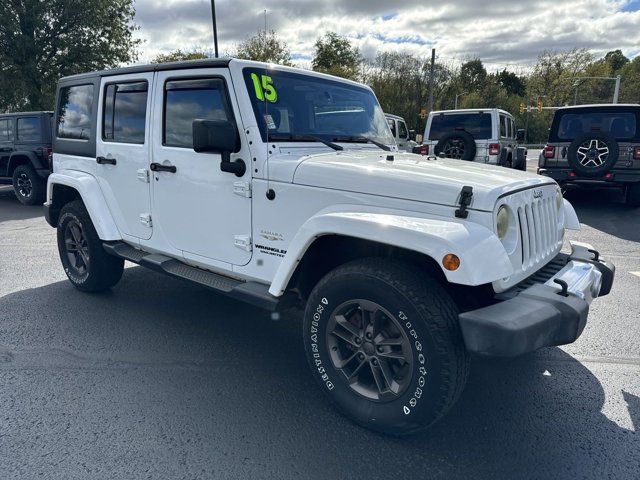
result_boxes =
[0,118,13,177]
[95,72,154,241]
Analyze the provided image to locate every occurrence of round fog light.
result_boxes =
[442,254,460,271]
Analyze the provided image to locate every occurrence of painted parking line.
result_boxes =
[631,272,640,278]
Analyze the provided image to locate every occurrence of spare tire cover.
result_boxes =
[434,131,477,161]
[567,132,618,177]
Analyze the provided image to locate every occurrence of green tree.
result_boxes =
[497,69,526,97]
[459,59,487,92]
[0,0,140,111]
[604,49,629,73]
[151,49,208,64]
[234,30,292,66]
[312,32,361,80]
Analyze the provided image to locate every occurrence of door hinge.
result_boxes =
[137,168,150,183]
[233,181,252,198]
[234,234,252,252]
[139,213,152,227]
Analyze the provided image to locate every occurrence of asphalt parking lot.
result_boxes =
[0,159,639,479]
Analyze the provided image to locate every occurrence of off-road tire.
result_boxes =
[567,132,618,177]
[434,131,477,161]
[303,258,469,435]
[626,183,640,208]
[12,164,45,206]
[57,200,124,292]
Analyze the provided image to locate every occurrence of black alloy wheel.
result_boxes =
[63,218,90,276]
[327,299,413,401]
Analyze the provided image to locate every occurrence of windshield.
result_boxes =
[243,68,393,146]
[428,113,492,140]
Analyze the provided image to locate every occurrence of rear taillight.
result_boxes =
[420,144,429,155]
[543,145,555,159]
[634,146,640,159]
[488,143,500,156]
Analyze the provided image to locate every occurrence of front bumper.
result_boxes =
[459,242,615,357]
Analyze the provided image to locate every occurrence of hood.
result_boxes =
[292,150,554,211]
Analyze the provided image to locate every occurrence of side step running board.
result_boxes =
[103,241,279,311]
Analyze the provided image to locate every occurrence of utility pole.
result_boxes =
[210,0,219,58]
[613,75,621,104]
[428,48,435,113]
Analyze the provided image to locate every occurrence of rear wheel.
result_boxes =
[626,183,640,208]
[303,258,469,435]
[12,164,45,206]
[57,200,124,292]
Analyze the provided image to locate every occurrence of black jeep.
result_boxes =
[538,104,640,207]
[0,111,53,205]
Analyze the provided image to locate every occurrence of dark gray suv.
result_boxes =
[538,104,640,207]
[0,111,53,205]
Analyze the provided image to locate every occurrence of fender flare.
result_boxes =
[563,198,580,230]
[268,206,513,296]
[8,151,44,173]
[46,171,121,240]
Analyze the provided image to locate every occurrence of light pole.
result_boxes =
[572,75,621,105]
[454,92,467,110]
[210,0,219,58]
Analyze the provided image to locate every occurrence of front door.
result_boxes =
[397,120,409,151]
[95,72,154,240]
[150,69,252,266]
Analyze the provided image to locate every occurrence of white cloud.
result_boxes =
[133,0,640,69]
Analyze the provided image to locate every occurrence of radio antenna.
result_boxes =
[262,9,275,200]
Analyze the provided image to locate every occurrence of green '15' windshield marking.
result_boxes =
[250,73,277,103]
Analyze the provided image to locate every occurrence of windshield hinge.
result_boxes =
[233,181,252,198]
[455,186,473,219]
[234,234,252,252]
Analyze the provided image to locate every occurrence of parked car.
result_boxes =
[45,58,613,435]
[416,108,527,170]
[0,111,53,205]
[385,113,418,152]
[538,104,640,207]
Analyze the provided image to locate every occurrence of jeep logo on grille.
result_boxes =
[533,190,544,199]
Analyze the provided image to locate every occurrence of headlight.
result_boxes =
[496,206,509,240]
[556,189,563,210]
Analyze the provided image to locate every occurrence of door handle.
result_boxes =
[97,156,117,165]
[150,162,177,173]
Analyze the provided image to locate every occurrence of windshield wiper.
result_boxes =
[332,135,392,152]
[268,133,343,151]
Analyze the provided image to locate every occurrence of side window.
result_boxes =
[506,118,512,138]
[398,121,408,139]
[499,115,507,137]
[164,78,232,148]
[0,119,11,141]
[17,117,41,142]
[57,84,94,140]
[387,118,396,137]
[103,81,148,144]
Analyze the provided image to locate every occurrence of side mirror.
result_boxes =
[516,129,525,142]
[193,119,246,177]
[409,129,416,141]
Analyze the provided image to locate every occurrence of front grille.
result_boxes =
[517,196,560,268]
[496,253,569,300]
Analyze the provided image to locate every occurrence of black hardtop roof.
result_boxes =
[556,103,640,112]
[0,111,53,117]
[59,58,232,83]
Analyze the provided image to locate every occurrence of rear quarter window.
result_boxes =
[428,113,492,141]
[0,119,12,141]
[17,117,42,142]
[57,84,95,140]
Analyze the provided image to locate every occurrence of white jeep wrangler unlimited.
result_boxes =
[45,59,614,435]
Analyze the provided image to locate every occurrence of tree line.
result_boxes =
[2,1,639,143]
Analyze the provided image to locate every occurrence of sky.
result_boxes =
[133,0,640,70]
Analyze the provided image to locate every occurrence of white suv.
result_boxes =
[385,113,418,152]
[45,59,614,435]
[419,108,527,170]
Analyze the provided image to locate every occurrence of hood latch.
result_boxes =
[455,186,473,219]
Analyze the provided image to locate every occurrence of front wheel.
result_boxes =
[303,258,469,435]
[57,200,124,292]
